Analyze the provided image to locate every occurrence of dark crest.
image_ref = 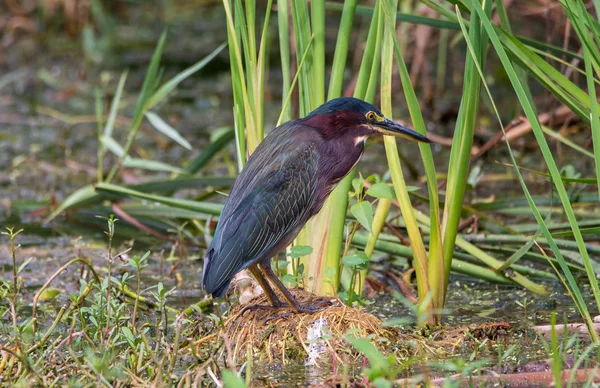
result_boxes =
[305,97,384,118]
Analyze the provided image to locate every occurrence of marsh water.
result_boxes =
[1,1,599,385]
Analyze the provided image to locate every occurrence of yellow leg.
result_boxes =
[248,265,284,307]
[259,263,328,313]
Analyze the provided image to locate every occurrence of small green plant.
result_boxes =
[494,343,517,372]
[125,251,150,327]
[281,245,313,288]
[150,282,177,339]
[2,227,24,298]
[339,252,369,306]
[346,335,398,386]
[221,369,247,388]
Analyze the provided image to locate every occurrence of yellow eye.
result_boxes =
[366,111,376,121]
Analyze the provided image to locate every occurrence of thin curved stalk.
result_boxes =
[380,0,432,325]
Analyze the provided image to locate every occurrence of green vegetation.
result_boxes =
[1,0,600,385]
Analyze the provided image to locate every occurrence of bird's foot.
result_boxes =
[291,299,332,314]
[240,299,332,318]
[265,300,332,322]
[240,301,287,316]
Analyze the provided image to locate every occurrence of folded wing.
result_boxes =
[202,133,319,296]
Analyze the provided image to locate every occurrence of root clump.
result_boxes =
[213,289,515,368]
[219,289,410,364]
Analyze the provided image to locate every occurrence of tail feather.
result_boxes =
[201,247,232,297]
[201,248,214,290]
[210,279,232,298]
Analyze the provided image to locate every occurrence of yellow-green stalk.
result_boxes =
[440,0,490,298]
[380,0,432,325]
[383,5,444,322]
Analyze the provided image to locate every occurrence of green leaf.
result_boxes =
[288,245,313,258]
[342,252,369,270]
[103,135,187,174]
[102,71,127,149]
[133,32,166,119]
[95,183,223,215]
[277,260,288,270]
[44,185,104,223]
[373,378,393,388]
[381,317,413,327]
[101,135,125,156]
[324,266,337,279]
[366,182,418,199]
[551,226,600,237]
[184,128,235,174]
[123,157,185,174]
[352,176,365,196]
[39,288,61,301]
[337,290,349,304]
[366,182,396,199]
[496,239,535,272]
[221,370,246,388]
[105,31,167,183]
[145,111,192,150]
[121,327,137,346]
[345,336,389,377]
[351,201,374,233]
[282,274,297,288]
[146,42,227,110]
[17,257,34,275]
[131,176,235,193]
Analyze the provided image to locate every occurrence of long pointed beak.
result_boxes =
[375,118,433,143]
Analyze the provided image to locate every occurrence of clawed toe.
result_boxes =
[240,302,287,315]
[265,311,293,323]
[240,304,276,315]
[292,299,332,314]
[240,298,333,316]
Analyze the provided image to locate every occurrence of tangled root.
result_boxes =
[212,289,514,366]
[219,289,409,364]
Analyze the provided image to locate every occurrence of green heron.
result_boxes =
[202,97,431,313]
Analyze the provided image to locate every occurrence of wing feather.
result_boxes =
[202,129,320,296]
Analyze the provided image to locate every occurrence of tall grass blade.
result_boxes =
[380,0,431,324]
[102,71,127,155]
[95,88,104,183]
[146,42,227,110]
[122,158,185,174]
[383,6,444,320]
[106,32,167,183]
[277,0,292,122]
[223,0,257,160]
[44,185,101,223]
[440,2,489,299]
[276,35,315,126]
[579,10,600,200]
[145,111,192,150]
[183,129,235,175]
[309,0,384,295]
[95,183,223,215]
[290,0,314,115]
[327,0,358,99]
[311,0,325,105]
[469,0,599,342]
